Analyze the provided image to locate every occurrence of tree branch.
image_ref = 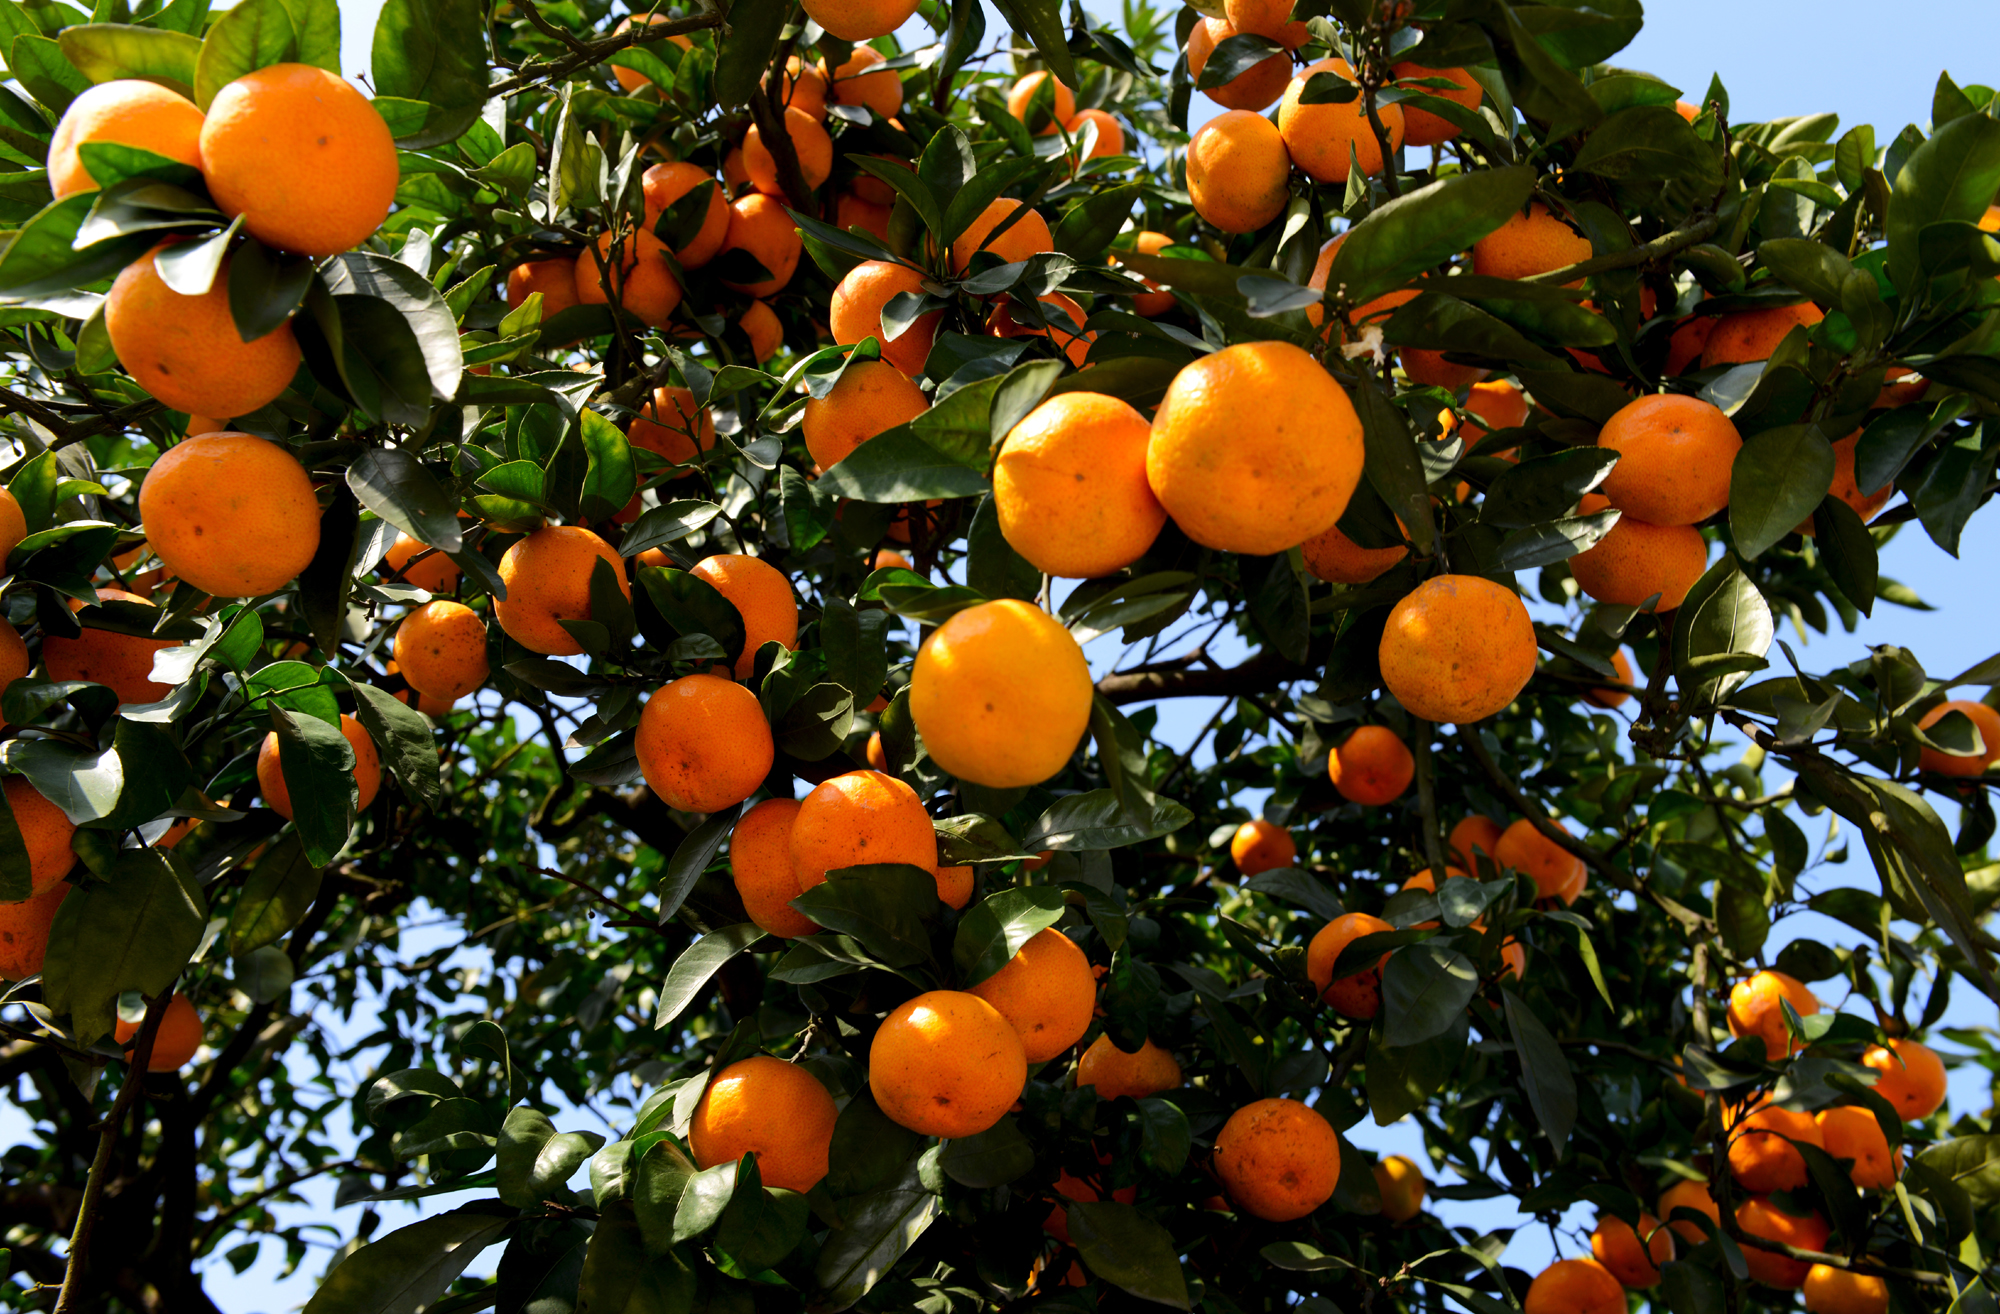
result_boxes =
[1458,724,1627,889]
[1523,212,1723,286]
[1096,647,1311,706]
[488,4,724,98]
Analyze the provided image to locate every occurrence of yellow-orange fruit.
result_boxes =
[690,554,797,678]
[1213,1097,1340,1221]
[869,990,1026,1137]
[393,600,489,702]
[1281,58,1402,182]
[967,927,1095,1062]
[107,253,301,419]
[49,80,205,197]
[1568,494,1708,611]
[821,46,902,119]
[801,0,921,41]
[1075,1035,1182,1100]
[43,589,175,706]
[1523,1258,1624,1314]
[830,260,939,378]
[1860,1037,1949,1120]
[1727,970,1820,1061]
[257,714,382,818]
[1306,912,1393,1018]
[994,391,1166,578]
[1393,63,1483,147]
[1703,303,1824,369]
[1379,575,1538,724]
[1729,1104,1822,1192]
[1591,1213,1674,1288]
[1449,815,1504,872]
[1736,1195,1828,1289]
[383,533,459,594]
[635,674,774,814]
[1917,700,2000,778]
[791,769,936,890]
[608,15,691,92]
[1803,1264,1889,1314]
[1005,71,1075,132]
[1583,648,1638,709]
[948,198,1053,272]
[770,55,828,119]
[739,299,783,362]
[1229,819,1295,876]
[718,193,802,297]
[801,359,929,471]
[909,600,1092,789]
[1185,110,1290,234]
[934,864,974,910]
[1187,17,1291,113]
[1472,203,1593,283]
[1328,725,1414,806]
[835,190,893,243]
[1302,522,1406,584]
[689,1055,837,1192]
[1597,394,1743,527]
[493,526,627,656]
[0,621,24,697]
[744,106,833,194]
[114,992,204,1070]
[1115,231,1178,317]
[1374,1155,1427,1221]
[1494,818,1588,904]
[641,161,731,268]
[575,227,683,328]
[506,259,581,321]
[139,433,319,598]
[1067,108,1125,163]
[0,882,68,980]
[1815,1105,1900,1190]
[731,798,817,938]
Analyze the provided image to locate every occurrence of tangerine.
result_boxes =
[383,532,459,594]
[690,554,798,678]
[1736,1194,1828,1288]
[641,161,731,268]
[1393,63,1482,146]
[107,253,301,419]
[114,992,203,1070]
[257,714,382,818]
[1472,203,1593,284]
[1590,1212,1674,1288]
[393,600,490,702]
[1075,1034,1182,1100]
[1378,575,1538,724]
[1281,58,1402,182]
[869,990,1027,1137]
[1523,1258,1623,1314]
[1802,1264,1889,1314]
[1916,700,2000,777]
[731,798,818,938]
[1306,911,1394,1018]
[1185,111,1290,234]
[43,589,175,706]
[1212,1097,1340,1221]
[493,526,628,656]
[139,433,320,598]
[718,193,802,297]
[744,106,833,194]
[1815,1104,1900,1189]
[575,227,683,327]
[994,391,1166,578]
[792,769,937,890]
[635,674,774,814]
[967,927,1095,1062]
[1703,303,1824,369]
[49,80,205,197]
[909,600,1093,789]
[1302,522,1407,584]
[0,881,68,980]
[830,260,939,377]
[1860,1036,1948,1120]
[1729,1103,1822,1192]
[1493,818,1587,904]
[802,359,930,470]
[1229,818,1296,876]
[1329,725,1414,806]
[1568,493,1709,611]
[1726,969,1820,1061]
[1597,394,1743,526]
[690,1055,838,1192]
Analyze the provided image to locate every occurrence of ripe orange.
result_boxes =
[1005,71,1075,133]
[1727,969,1820,1061]
[800,0,920,42]
[383,533,459,594]
[1461,380,1529,443]
[1815,1105,1900,1189]
[1403,349,1487,391]
[792,769,937,890]
[801,359,929,471]
[994,391,1165,578]
[44,589,174,707]
[4,779,76,897]
[1860,1036,1948,1120]
[745,105,833,194]
[1596,394,1743,526]
[1449,815,1504,872]
[985,292,1092,367]
[934,865,974,910]
[609,15,691,91]
[730,798,818,938]
[635,674,774,814]
[1329,725,1414,805]
[1590,1212,1674,1288]
[1568,493,1709,611]
[114,992,203,1070]
[641,161,731,268]
[830,260,939,378]
[1379,575,1538,724]
[869,990,1027,1137]
[872,548,912,572]
[1877,367,1929,407]
[1185,110,1291,234]
[1212,1097,1340,1221]
[1374,1155,1427,1221]
[1393,63,1482,146]
[1075,1034,1182,1100]
[1798,432,1894,536]
[629,384,716,469]
[909,600,1093,789]
[771,56,828,119]
[493,526,628,656]
[1493,818,1587,904]
[1523,1258,1623,1314]
[690,554,797,678]
[835,191,893,242]
[1305,233,1418,339]
[139,432,320,598]
[718,193,802,297]
[739,299,783,362]
[1066,108,1125,163]
[1116,230,1179,317]
[821,46,902,119]
[1803,1264,1889,1314]
[0,881,68,981]
[1220,0,1307,41]
[1281,59,1402,182]
[1472,203,1593,284]
[575,227,683,327]
[1916,700,2000,777]
[1229,818,1295,876]
[257,714,382,818]
[968,927,1094,1062]
[1044,1162,1137,1243]
[689,1055,838,1192]
[1583,647,1638,709]
[1736,1194,1828,1289]
[393,600,489,702]
[1729,1104,1822,1192]
[0,487,22,563]
[948,198,1054,272]
[1302,522,1406,584]
[1187,18,1291,113]
[1702,303,1824,368]
[49,80,205,197]
[1306,911,1394,1018]
[1665,315,1717,374]
[107,251,301,419]
[1658,1179,1721,1244]
[506,259,581,322]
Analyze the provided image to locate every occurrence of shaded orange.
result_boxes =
[1736,1194,1828,1289]
[1583,647,1638,709]
[1658,1179,1721,1244]
[803,361,929,472]
[115,992,203,1070]
[44,589,175,706]
[575,228,682,327]
[107,252,301,419]
[1378,575,1537,724]
[1815,1105,1900,1189]
[1803,1264,1889,1314]
[1306,911,1393,1018]
[1374,1154,1426,1220]
[1916,700,2000,777]
[1798,432,1893,536]
[1188,17,1290,113]
[0,882,67,980]
[1229,818,1295,876]
[394,600,489,702]
[1005,71,1075,133]
[985,292,1092,367]
[493,526,628,656]
[690,1055,837,1192]
[641,161,731,268]
[1472,203,1593,284]
[4,780,74,897]
[718,193,802,297]
[1393,64,1483,146]
[257,714,382,818]
[383,533,459,594]
[1075,1034,1181,1100]
[869,990,1026,1137]
[1861,1037,1949,1119]
[1116,231,1178,317]
[1067,108,1125,163]
[1494,818,1587,904]
[1302,522,1406,584]
[771,55,828,119]
[1702,303,1824,368]
[745,106,833,195]
[1329,725,1414,805]
[731,798,817,938]
[739,299,783,362]
[934,865,974,910]
[1449,815,1504,872]
[1591,1213,1674,1288]
[910,600,1093,789]
[1726,969,1820,1061]
[1523,1258,1623,1314]
[994,391,1165,578]
[1729,1104,1821,1192]
[1213,1097,1340,1221]
[948,198,1053,272]
[822,46,902,119]
[691,554,797,678]
[835,191,893,243]
[629,384,717,469]
[1281,58,1402,182]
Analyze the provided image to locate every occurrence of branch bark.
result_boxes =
[1095,647,1313,706]
[1523,212,1723,286]
[488,5,724,98]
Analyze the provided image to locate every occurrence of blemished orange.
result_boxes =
[821,46,901,119]
[994,391,1166,579]
[114,992,204,1070]
[690,554,797,678]
[201,64,397,257]
[731,799,817,938]
[629,384,717,468]
[1727,969,1821,1061]
[1066,108,1125,162]
[1861,1036,1949,1119]
[948,198,1053,272]
[1374,1155,1426,1221]
[641,161,731,268]
[1449,815,1504,872]
[1799,432,1894,536]
[1472,203,1593,283]
[1005,71,1075,132]
[934,865,974,910]
[869,990,1027,1137]
[49,80,205,197]
[689,1056,837,1192]
[0,882,69,981]
[800,0,920,41]
[744,106,833,194]
[44,589,175,706]
[1591,1212,1674,1288]
[1393,63,1483,146]
[1523,1258,1623,1314]
[575,228,683,327]
[107,252,301,419]
[802,359,929,471]
[985,292,1093,367]
[1815,1104,1900,1189]
[1302,522,1407,584]
[1212,1098,1340,1221]
[493,526,627,656]
[139,432,320,597]
[1568,493,1708,611]
[635,674,773,815]
[968,927,1095,1062]
[739,299,782,362]
[830,260,939,378]
[791,769,937,889]
[1329,725,1414,806]
[1729,1104,1822,1192]
[1583,647,1638,709]
[383,533,459,594]
[1281,59,1403,182]
[1187,17,1290,113]
[393,601,489,702]
[1916,700,2000,777]
[1306,911,1394,1018]
[1803,1264,1889,1314]
[909,600,1093,789]
[718,193,802,297]
[1118,231,1178,317]
[1736,1195,1828,1289]
[257,714,382,818]
[1597,394,1743,526]
[1658,1179,1721,1244]
[506,259,581,321]
[1378,575,1538,724]
[4,779,76,897]
[1076,1035,1182,1100]
[1229,818,1295,876]
[1702,303,1824,368]
[1494,818,1587,904]
[1147,340,1365,554]
[1185,111,1290,234]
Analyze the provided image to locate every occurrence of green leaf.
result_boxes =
[1068,1201,1191,1310]
[1729,424,1834,560]
[300,1207,511,1314]
[619,499,723,559]
[496,1106,558,1208]
[229,236,314,341]
[952,886,1064,986]
[1053,182,1145,261]
[227,833,323,955]
[271,705,356,866]
[346,447,463,557]
[1380,942,1478,1047]
[635,566,746,666]
[1914,1136,2000,1207]
[1886,112,2000,294]
[1328,165,1536,309]
[369,0,487,148]
[1024,789,1193,851]
[41,848,206,1046]
[1502,986,1576,1158]
[0,193,153,300]
[1908,424,1997,557]
[348,678,441,807]
[323,252,463,407]
[654,923,763,1030]
[1367,1015,1469,1127]
[9,35,90,114]
[1673,560,1773,707]
[195,0,306,110]
[991,0,1076,91]
[966,494,1040,602]
[1481,448,1619,528]
[0,737,124,824]
[1352,375,1435,556]
[939,1115,1035,1188]
[57,24,202,94]
[1571,104,1717,185]
[791,864,938,969]
[579,409,637,524]
[815,428,992,503]
[712,0,787,108]
[811,1160,940,1313]
[1813,493,1878,617]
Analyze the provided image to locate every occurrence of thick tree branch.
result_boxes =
[1096,647,1311,706]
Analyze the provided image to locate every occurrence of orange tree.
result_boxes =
[0,0,1993,1309]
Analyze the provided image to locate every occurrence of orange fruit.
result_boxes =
[1877,367,1929,407]
[1675,101,1701,121]
[792,769,937,890]
[1472,203,1593,284]
[1860,1036,1948,1120]
[1597,394,1743,526]
[690,554,797,678]
[1493,818,1587,904]
[835,190,893,242]
[1449,815,1504,872]
[257,713,382,818]
[114,992,203,1070]
[869,989,1027,1137]
[800,0,920,41]
[689,1055,837,1192]
[107,251,301,419]
[1075,1034,1182,1100]
[1281,58,1402,182]
[641,161,731,268]
[830,260,939,378]
[718,193,802,297]
[1185,110,1291,234]
[1815,1105,1900,1189]
[1187,17,1291,113]
[1403,349,1487,391]
[609,15,691,91]
[1302,522,1407,584]
[1736,1194,1828,1289]
[1658,1179,1721,1244]
[1798,432,1894,535]
[821,46,902,119]
[801,359,929,470]
[43,588,175,707]
[575,227,683,327]
[1803,1264,1889,1314]
[967,927,1094,1062]
[722,145,749,192]
[1583,647,1638,709]
[139,432,319,598]
[1374,1155,1427,1221]
[635,674,774,814]
[4,779,76,897]
[1229,818,1295,876]
[383,532,459,594]
[1116,230,1178,317]
[201,64,397,257]
[1379,575,1538,724]
[1005,71,1075,133]
[872,548,912,572]
[0,487,22,563]
[506,258,581,321]
[1221,0,1307,41]
[1916,700,2000,777]
[1212,1097,1340,1221]
[1066,108,1125,163]
[934,864,974,910]
[909,600,1092,789]
[1523,1258,1623,1314]
[1729,1104,1822,1192]
[1328,724,1414,806]
[1306,911,1394,1018]
[1461,380,1529,441]
[985,292,1093,366]
[771,55,828,119]
[739,299,783,362]
[0,622,26,715]
[628,384,717,469]
[1702,303,1824,368]
[1568,493,1709,611]
[1665,315,1717,374]
[493,526,627,656]
[994,391,1165,578]
[49,80,205,197]
[1727,969,1820,1061]
[745,105,833,195]
[730,798,818,938]
[0,881,69,981]
[1393,64,1483,147]
[1148,340,1364,554]
[1305,233,1418,338]
[1590,1212,1674,1288]
[1044,1162,1137,1242]
[948,197,1053,272]
[393,600,489,702]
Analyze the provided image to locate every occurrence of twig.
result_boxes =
[488,4,724,98]
[1523,213,1723,286]
[1457,724,1620,884]
[515,0,594,54]
[1411,719,1448,876]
